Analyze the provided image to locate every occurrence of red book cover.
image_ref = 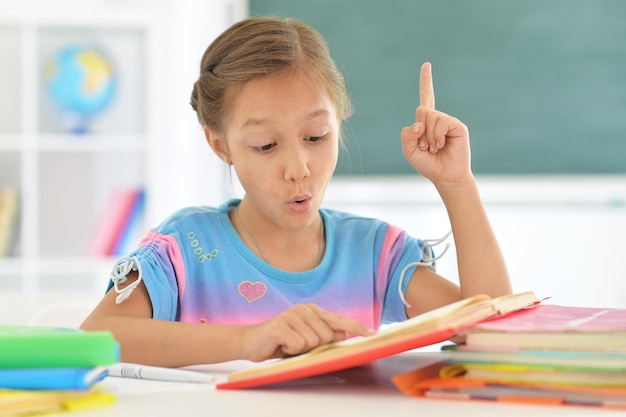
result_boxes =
[218,328,456,390]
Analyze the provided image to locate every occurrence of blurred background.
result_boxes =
[0,0,624,326]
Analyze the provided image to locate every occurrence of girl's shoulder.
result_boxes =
[321,207,392,235]
[321,208,420,251]
[153,205,224,234]
[321,207,386,224]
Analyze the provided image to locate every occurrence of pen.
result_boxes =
[108,363,215,384]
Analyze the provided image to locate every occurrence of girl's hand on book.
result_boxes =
[400,62,472,185]
[241,303,374,362]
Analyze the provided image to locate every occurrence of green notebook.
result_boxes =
[0,326,119,369]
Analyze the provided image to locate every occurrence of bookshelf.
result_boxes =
[0,0,242,295]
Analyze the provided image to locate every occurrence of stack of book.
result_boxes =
[88,187,145,257]
[0,326,119,415]
[393,303,626,409]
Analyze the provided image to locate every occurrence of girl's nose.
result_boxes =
[283,147,310,183]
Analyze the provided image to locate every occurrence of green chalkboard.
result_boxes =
[249,0,626,175]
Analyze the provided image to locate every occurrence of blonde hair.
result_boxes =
[190,16,352,134]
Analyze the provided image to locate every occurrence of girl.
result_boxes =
[81,16,511,367]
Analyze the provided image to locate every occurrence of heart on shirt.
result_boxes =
[238,281,267,303]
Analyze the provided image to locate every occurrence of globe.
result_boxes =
[44,44,116,133]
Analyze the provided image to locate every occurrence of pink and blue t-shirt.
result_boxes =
[109,199,433,330]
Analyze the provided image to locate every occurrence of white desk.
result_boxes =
[59,353,623,417]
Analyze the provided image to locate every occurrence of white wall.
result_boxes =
[150,0,247,222]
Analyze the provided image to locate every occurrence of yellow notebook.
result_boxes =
[0,388,115,417]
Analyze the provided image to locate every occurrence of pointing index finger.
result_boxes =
[419,62,435,109]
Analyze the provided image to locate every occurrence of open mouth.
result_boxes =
[290,195,310,204]
[288,197,311,213]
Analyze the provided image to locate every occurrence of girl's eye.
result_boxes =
[255,143,275,152]
[307,135,327,143]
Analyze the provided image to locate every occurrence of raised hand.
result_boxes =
[400,62,472,184]
[241,303,374,362]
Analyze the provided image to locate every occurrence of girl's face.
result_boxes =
[222,68,339,231]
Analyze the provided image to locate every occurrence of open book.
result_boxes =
[217,291,540,389]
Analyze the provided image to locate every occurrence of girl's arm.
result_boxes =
[399,63,512,317]
[80,272,373,367]
[434,176,512,300]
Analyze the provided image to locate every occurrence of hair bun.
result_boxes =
[190,81,199,112]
